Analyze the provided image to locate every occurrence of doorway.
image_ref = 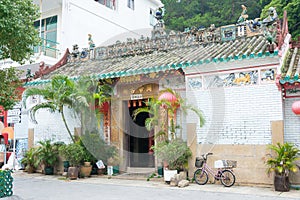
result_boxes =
[124,99,154,168]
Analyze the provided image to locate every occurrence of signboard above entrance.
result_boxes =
[130,94,143,100]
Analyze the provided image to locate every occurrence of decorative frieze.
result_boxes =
[187,67,276,90]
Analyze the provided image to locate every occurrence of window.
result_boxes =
[34,15,58,58]
[95,0,116,10]
[128,0,134,10]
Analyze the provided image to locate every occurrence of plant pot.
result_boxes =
[163,169,177,184]
[80,165,92,177]
[274,175,290,192]
[63,161,70,168]
[63,161,70,172]
[158,166,164,176]
[44,166,54,175]
[26,165,35,174]
[84,162,91,167]
[68,167,79,180]
[113,166,119,174]
[97,168,106,175]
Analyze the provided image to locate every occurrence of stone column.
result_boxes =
[187,123,197,179]
[28,128,34,148]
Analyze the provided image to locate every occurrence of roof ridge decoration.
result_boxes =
[24,7,284,87]
[67,7,279,63]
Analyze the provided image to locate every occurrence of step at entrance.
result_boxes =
[122,167,156,176]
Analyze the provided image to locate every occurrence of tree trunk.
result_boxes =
[61,108,75,143]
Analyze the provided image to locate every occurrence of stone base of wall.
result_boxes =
[189,144,300,185]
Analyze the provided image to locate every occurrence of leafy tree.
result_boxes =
[0,67,22,110]
[261,0,300,40]
[161,0,263,31]
[161,0,299,39]
[0,0,40,63]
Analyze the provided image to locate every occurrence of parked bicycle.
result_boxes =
[193,153,237,187]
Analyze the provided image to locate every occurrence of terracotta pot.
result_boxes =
[80,165,92,177]
[84,162,91,167]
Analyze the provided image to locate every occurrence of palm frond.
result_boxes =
[29,102,56,124]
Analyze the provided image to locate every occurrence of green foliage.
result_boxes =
[21,147,38,170]
[0,0,40,63]
[266,142,300,177]
[0,67,22,110]
[23,75,79,143]
[161,0,299,39]
[133,88,205,139]
[152,139,192,170]
[59,142,86,167]
[80,133,118,165]
[133,89,204,170]
[35,140,60,168]
[161,0,263,31]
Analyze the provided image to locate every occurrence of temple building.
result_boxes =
[20,8,300,185]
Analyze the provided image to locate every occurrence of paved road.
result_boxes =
[3,172,300,200]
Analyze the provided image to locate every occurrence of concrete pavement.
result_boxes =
[5,171,300,199]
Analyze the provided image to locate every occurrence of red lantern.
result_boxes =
[158,92,180,108]
[158,92,177,103]
[292,101,300,115]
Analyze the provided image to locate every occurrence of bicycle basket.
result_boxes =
[195,157,204,168]
[214,160,237,168]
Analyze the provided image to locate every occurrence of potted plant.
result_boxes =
[80,132,118,175]
[59,142,85,179]
[133,89,204,183]
[266,142,300,192]
[35,140,59,175]
[79,138,96,178]
[151,138,192,182]
[21,147,38,173]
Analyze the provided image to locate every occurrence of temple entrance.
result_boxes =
[124,99,154,168]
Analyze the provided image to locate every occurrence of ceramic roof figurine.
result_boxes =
[237,5,248,24]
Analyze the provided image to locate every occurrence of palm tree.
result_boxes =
[133,88,205,141]
[75,76,112,135]
[22,75,88,143]
[23,74,113,143]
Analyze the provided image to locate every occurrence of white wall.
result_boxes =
[186,72,283,145]
[16,95,81,144]
[284,97,300,147]
[61,0,161,51]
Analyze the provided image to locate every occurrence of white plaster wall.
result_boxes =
[283,97,300,147]
[61,0,161,50]
[16,95,81,144]
[186,83,283,145]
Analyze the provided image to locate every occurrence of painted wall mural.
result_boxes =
[260,68,275,82]
[188,68,276,90]
[204,70,258,88]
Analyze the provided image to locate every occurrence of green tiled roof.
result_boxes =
[279,47,300,84]
[24,35,278,87]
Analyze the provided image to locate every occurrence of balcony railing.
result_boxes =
[34,38,59,58]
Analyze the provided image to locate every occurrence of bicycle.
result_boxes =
[193,153,236,187]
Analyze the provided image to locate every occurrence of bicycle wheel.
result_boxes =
[194,168,208,185]
[220,170,235,187]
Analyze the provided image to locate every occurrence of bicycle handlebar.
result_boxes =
[201,153,213,160]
